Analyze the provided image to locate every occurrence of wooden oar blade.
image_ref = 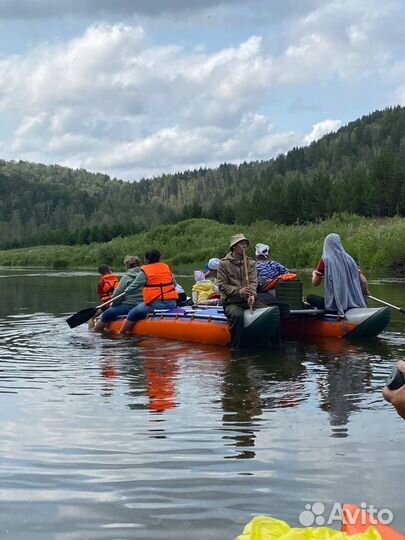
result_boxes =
[66,307,98,328]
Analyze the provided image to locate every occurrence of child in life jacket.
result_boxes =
[88,265,119,330]
[97,264,119,305]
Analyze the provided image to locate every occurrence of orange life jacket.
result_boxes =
[98,273,119,303]
[141,262,178,305]
[261,272,298,292]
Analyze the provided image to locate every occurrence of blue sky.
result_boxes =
[0,0,403,181]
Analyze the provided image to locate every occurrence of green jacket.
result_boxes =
[217,252,258,304]
[112,267,143,307]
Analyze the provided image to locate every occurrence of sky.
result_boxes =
[0,0,403,182]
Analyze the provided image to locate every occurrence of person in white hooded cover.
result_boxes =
[308,233,369,316]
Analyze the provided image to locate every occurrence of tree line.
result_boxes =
[0,215,403,276]
[0,106,403,250]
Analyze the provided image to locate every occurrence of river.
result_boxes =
[0,268,404,539]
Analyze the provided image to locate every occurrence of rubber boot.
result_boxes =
[119,319,134,334]
[93,320,106,333]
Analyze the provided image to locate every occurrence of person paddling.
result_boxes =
[119,249,178,334]
[307,233,369,316]
[93,256,143,333]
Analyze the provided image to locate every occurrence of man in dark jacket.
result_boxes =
[217,233,264,351]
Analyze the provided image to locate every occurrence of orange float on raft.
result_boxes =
[107,316,231,345]
[341,504,404,540]
[103,305,390,345]
[104,306,281,346]
[282,316,357,338]
[282,307,391,339]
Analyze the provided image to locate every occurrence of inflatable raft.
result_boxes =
[104,305,390,345]
[341,503,404,540]
[281,306,391,339]
[105,306,281,346]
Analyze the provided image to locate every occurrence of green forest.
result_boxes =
[0,215,403,276]
[0,106,404,251]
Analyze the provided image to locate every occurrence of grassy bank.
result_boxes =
[0,214,403,275]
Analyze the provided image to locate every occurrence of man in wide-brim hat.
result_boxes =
[217,233,264,351]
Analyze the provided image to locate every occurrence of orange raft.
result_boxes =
[341,504,404,540]
[282,307,391,339]
[105,306,281,346]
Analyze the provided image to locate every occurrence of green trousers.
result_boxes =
[224,299,265,349]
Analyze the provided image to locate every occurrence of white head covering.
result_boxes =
[255,243,270,258]
[194,270,206,282]
[322,233,367,315]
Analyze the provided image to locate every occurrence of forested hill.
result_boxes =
[0,106,404,250]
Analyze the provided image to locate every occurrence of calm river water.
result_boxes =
[0,267,404,540]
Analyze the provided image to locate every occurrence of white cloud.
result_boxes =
[0,0,403,180]
[0,24,293,177]
[304,119,342,145]
[79,113,298,176]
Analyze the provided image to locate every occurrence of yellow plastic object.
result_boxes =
[236,516,382,540]
[192,280,217,302]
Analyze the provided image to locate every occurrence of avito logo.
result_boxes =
[299,502,393,527]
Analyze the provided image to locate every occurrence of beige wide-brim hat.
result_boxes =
[229,233,249,249]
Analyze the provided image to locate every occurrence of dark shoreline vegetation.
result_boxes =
[0,214,403,276]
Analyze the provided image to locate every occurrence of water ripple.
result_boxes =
[0,310,404,539]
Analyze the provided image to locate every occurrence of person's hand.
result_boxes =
[383,360,405,420]
[239,287,255,297]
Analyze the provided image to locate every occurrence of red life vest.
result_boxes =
[98,273,119,303]
[141,262,178,305]
[261,272,298,292]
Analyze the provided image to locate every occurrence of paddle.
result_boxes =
[242,248,254,313]
[66,291,126,328]
[367,294,405,315]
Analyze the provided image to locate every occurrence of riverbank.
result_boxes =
[0,214,403,275]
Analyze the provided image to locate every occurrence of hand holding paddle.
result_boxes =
[66,290,126,328]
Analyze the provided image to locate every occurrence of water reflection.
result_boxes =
[94,334,395,453]
[317,357,370,437]
[221,348,307,459]
[139,340,180,414]
[0,269,404,540]
[100,356,120,398]
[221,359,263,459]
[297,337,393,437]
